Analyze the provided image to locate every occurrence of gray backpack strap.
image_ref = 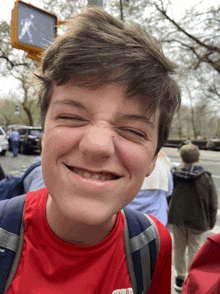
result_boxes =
[122,208,160,294]
[0,195,26,294]
[3,221,24,294]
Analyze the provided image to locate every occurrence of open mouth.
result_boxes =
[67,166,120,181]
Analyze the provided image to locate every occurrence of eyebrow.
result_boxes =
[54,99,88,111]
[54,99,155,128]
[120,114,154,128]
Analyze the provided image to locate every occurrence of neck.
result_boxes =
[45,195,117,246]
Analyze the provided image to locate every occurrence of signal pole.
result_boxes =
[87,0,103,7]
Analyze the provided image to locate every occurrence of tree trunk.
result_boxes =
[119,0,123,21]
[190,107,197,140]
[177,110,182,139]
[22,77,34,126]
[22,104,34,126]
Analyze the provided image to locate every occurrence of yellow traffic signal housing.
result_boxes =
[11,0,57,58]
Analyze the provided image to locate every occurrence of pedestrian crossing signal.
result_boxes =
[15,104,20,116]
[11,0,57,61]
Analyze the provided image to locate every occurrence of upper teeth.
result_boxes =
[72,168,114,181]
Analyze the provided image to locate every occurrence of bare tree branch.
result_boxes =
[154,2,220,53]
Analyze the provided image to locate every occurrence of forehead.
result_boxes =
[49,80,159,122]
[49,84,158,123]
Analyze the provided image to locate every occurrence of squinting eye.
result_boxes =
[121,128,146,138]
[57,116,88,127]
[59,116,84,121]
[126,129,145,137]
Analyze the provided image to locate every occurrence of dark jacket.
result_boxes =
[168,164,218,232]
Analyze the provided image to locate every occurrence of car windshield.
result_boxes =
[0,129,4,135]
[30,130,41,137]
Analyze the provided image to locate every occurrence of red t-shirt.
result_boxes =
[6,188,171,294]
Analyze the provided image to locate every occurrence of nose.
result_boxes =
[79,124,115,160]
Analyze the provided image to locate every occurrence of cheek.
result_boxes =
[43,128,81,156]
[118,141,149,174]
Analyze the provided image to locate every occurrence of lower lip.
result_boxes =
[69,169,119,190]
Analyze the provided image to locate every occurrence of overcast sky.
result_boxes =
[0,0,218,98]
[1,0,218,23]
[0,0,42,22]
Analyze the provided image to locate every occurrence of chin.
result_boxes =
[80,206,117,226]
[56,196,117,226]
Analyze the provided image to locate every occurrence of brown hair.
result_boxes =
[35,7,181,154]
[180,144,200,163]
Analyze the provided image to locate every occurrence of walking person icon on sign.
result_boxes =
[19,13,37,44]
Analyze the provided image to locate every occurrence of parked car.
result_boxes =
[0,126,9,155]
[7,125,42,154]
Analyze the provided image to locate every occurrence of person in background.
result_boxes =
[9,128,20,157]
[23,134,45,193]
[126,150,173,226]
[168,144,218,292]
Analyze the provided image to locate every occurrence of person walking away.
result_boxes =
[126,150,173,227]
[168,144,218,292]
[9,128,20,157]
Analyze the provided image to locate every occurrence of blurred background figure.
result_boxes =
[178,137,192,150]
[9,128,20,157]
[168,144,218,292]
[23,134,45,193]
[126,150,173,227]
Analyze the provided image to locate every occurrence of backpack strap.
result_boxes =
[0,161,41,201]
[0,194,26,294]
[122,207,160,294]
[22,161,41,179]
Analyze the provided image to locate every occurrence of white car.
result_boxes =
[0,127,9,155]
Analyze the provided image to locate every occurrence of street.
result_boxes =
[0,147,220,293]
[0,150,39,177]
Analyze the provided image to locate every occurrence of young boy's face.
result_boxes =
[42,79,159,226]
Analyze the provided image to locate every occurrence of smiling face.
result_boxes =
[42,80,159,226]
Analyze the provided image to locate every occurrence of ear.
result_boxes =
[145,154,158,177]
